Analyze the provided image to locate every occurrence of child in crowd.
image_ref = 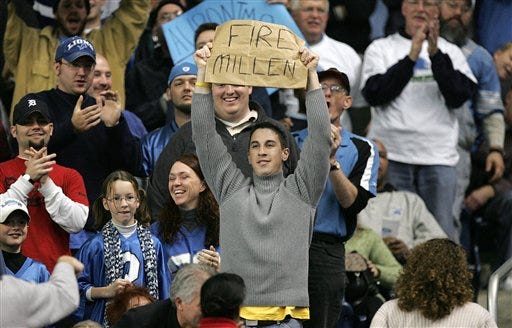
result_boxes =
[0,197,50,282]
[151,154,221,277]
[76,171,169,325]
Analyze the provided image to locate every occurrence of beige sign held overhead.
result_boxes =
[205,20,307,89]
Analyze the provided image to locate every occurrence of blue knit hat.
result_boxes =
[168,62,198,85]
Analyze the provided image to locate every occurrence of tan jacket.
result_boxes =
[4,0,150,117]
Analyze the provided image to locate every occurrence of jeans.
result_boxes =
[303,238,346,328]
[245,318,303,328]
[387,161,458,241]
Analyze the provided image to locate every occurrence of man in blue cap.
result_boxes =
[139,62,198,177]
[32,36,140,245]
[4,0,150,112]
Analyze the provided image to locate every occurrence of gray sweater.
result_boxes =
[0,261,79,327]
[192,88,331,307]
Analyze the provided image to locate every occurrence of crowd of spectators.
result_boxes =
[0,0,510,327]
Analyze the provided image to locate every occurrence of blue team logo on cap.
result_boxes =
[55,36,96,63]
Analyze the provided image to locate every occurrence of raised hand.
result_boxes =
[299,47,321,90]
[194,43,212,70]
[409,24,427,61]
[330,124,342,159]
[299,47,319,72]
[71,95,102,132]
[426,15,439,56]
[23,146,56,184]
[99,90,122,127]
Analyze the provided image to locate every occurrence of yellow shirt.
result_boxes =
[240,306,309,321]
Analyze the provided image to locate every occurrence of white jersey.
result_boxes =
[361,33,476,166]
[311,34,367,108]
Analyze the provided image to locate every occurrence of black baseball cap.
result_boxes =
[13,94,51,125]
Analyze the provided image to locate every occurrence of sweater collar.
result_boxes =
[253,172,284,193]
[179,208,200,231]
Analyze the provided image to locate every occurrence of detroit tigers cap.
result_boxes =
[13,94,52,125]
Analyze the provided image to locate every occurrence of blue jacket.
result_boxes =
[294,128,378,238]
[76,230,170,324]
[140,120,179,177]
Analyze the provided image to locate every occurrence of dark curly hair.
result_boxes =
[396,238,473,321]
[93,170,151,230]
[105,285,155,326]
[157,154,219,248]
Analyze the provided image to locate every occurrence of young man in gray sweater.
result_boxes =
[191,44,332,328]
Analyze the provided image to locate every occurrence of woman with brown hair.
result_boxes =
[370,238,497,327]
[151,154,220,280]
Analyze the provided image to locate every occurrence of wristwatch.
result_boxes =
[22,174,35,185]
[330,161,341,172]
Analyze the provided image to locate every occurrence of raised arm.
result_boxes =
[4,1,33,73]
[0,256,83,328]
[288,48,332,206]
[91,0,151,64]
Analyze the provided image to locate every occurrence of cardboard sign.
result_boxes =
[161,0,305,65]
[204,20,307,88]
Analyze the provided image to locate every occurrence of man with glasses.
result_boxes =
[361,0,477,242]
[0,94,88,271]
[4,0,151,112]
[289,0,367,133]
[293,68,378,328]
[31,37,140,248]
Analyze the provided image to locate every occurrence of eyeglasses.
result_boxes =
[405,0,439,7]
[60,61,95,72]
[106,196,138,206]
[321,83,346,94]
[2,218,28,228]
[443,0,471,13]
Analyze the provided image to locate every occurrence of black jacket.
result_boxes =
[113,299,180,328]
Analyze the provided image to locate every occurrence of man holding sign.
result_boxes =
[191,20,331,328]
[147,22,300,219]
